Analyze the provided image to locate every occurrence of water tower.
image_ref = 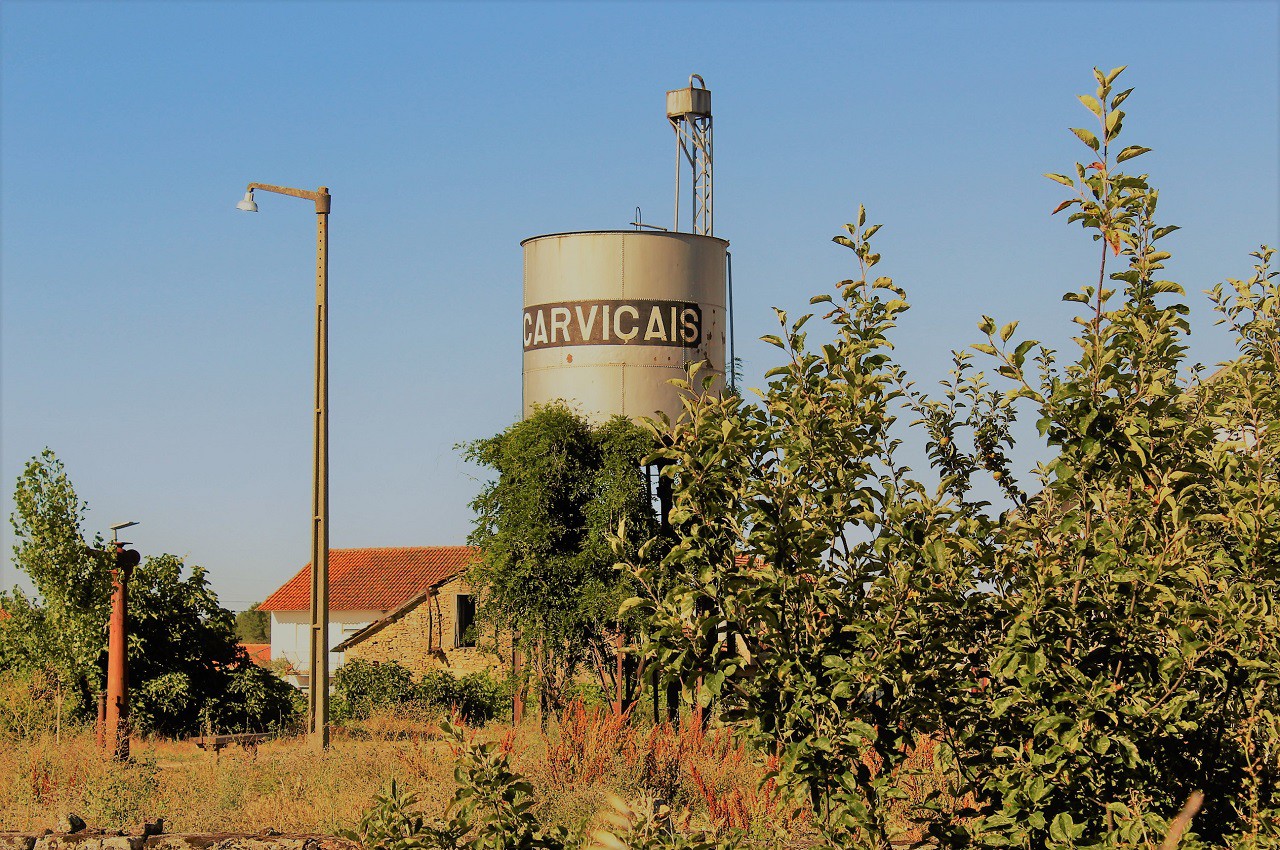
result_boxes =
[522,75,729,423]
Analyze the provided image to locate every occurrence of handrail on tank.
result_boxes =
[689,73,706,89]
[629,206,669,232]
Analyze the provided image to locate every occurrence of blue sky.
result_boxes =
[2,1,1276,608]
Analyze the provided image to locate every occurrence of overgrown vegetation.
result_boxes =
[127,553,299,736]
[333,659,512,725]
[634,67,1279,849]
[0,450,298,737]
[0,705,801,839]
[341,712,806,850]
[1,65,1274,850]
[464,404,662,717]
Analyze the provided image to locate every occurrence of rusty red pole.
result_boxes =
[104,541,139,760]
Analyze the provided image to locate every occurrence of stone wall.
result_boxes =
[345,576,511,677]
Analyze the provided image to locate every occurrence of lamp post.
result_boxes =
[237,182,332,750]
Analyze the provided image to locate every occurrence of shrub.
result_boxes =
[333,659,416,721]
[212,659,305,734]
[415,670,510,724]
[333,661,511,725]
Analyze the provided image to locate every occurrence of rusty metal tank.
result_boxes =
[521,230,728,423]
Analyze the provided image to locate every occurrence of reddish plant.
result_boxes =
[544,699,634,788]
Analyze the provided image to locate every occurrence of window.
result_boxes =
[455,594,476,648]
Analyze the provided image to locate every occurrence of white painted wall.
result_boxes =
[269,609,384,687]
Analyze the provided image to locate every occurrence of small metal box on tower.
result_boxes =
[666,84,711,118]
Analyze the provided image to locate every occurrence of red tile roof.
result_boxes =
[258,546,478,612]
[240,643,271,665]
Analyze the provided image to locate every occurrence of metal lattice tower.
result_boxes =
[667,74,713,236]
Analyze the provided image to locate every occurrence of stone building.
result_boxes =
[259,546,502,687]
[333,568,510,676]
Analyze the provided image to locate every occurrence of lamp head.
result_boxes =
[236,190,258,212]
[108,520,139,544]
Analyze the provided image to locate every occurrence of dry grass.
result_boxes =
[0,703,809,838]
[1,699,950,844]
[0,721,460,833]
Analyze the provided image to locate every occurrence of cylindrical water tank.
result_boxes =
[522,230,728,423]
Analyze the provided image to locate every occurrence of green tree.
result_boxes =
[632,208,981,847]
[126,553,297,736]
[2,450,298,737]
[234,601,270,643]
[2,449,110,712]
[930,68,1279,848]
[465,403,661,716]
[631,68,1279,849]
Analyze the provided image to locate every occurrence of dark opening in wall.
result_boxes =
[455,594,476,648]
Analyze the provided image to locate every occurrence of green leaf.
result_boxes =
[1105,109,1123,140]
[1070,127,1101,151]
[1077,94,1104,118]
[1044,173,1075,187]
[1115,145,1151,163]
[617,596,644,615]
[1050,812,1077,842]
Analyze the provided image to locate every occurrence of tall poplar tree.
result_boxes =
[1,449,110,710]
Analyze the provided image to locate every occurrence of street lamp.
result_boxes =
[237,182,332,750]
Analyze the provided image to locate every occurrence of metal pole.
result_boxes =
[309,189,331,750]
[707,118,713,236]
[238,183,332,749]
[104,557,131,759]
[690,122,700,234]
[726,250,735,393]
[673,128,681,232]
